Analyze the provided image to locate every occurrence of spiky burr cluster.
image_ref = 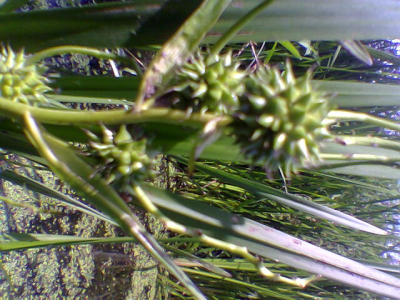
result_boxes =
[0,46,50,105]
[232,62,332,175]
[172,51,246,114]
[85,125,154,186]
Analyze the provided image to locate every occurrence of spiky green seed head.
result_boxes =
[0,46,51,105]
[172,51,246,114]
[232,61,332,175]
[85,125,154,186]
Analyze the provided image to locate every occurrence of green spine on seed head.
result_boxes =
[172,50,246,115]
[85,125,154,187]
[0,46,51,105]
[231,61,333,176]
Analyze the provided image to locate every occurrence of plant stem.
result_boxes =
[334,135,400,152]
[130,184,315,288]
[0,195,61,214]
[321,153,400,162]
[0,99,232,127]
[26,45,143,77]
[182,267,319,290]
[210,0,275,58]
[328,110,400,132]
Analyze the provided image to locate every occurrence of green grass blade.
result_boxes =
[355,259,400,275]
[1,232,231,278]
[142,184,400,298]
[0,170,117,225]
[22,113,207,300]
[333,136,400,152]
[162,244,232,278]
[150,128,400,180]
[322,142,400,161]
[49,75,140,100]
[0,2,160,51]
[47,95,134,106]
[217,234,400,299]
[50,75,400,108]
[0,233,135,251]
[177,157,387,234]
[129,0,206,46]
[0,117,90,149]
[368,46,400,65]
[51,76,400,108]
[0,194,59,214]
[339,40,373,65]
[181,268,296,300]
[206,0,400,43]
[0,128,45,164]
[0,1,214,52]
[264,41,277,63]
[149,125,400,180]
[314,80,400,107]
[210,0,274,56]
[4,1,400,51]
[136,0,232,108]
[306,171,398,195]
[279,41,301,59]
[319,162,400,179]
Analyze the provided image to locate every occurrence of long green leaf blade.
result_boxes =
[0,170,116,225]
[143,184,400,298]
[49,75,140,100]
[3,1,399,51]
[177,157,387,234]
[153,131,400,179]
[340,40,373,65]
[206,0,400,43]
[0,2,160,51]
[314,80,400,107]
[50,76,400,108]
[0,233,134,251]
[22,113,207,300]
[279,41,301,59]
[136,0,232,106]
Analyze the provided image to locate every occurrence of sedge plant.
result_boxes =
[1,0,400,299]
